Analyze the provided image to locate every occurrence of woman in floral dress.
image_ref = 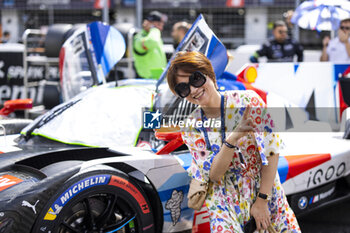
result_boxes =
[167,51,301,233]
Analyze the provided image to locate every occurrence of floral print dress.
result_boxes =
[181,90,301,233]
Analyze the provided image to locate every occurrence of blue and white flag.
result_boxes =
[60,21,126,101]
[157,14,228,87]
[88,21,126,83]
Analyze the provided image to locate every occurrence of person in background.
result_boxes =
[171,21,192,49]
[250,20,303,63]
[320,18,350,62]
[132,11,167,79]
[1,31,10,43]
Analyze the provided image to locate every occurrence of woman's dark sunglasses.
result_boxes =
[174,71,207,98]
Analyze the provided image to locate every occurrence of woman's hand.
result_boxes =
[250,198,271,231]
[226,104,256,145]
[209,104,256,183]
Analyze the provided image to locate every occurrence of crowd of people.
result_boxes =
[249,15,350,64]
[132,10,350,80]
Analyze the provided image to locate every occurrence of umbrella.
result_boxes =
[291,0,350,31]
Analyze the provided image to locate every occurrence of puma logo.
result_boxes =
[22,200,39,214]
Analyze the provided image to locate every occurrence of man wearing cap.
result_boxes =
[133,11,167,79]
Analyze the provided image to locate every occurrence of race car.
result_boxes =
[0,16,350,233]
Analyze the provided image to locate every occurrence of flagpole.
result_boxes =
[136,0,142,29]
[103,0,109,24]
[294,0,300,41]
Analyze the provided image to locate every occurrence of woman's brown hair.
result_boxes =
[167,51,217,94]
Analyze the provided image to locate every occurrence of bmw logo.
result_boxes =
[298,196,308,210]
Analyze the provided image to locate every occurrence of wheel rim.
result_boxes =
[57,193,137,233]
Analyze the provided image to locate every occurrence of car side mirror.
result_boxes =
[155,127,184,155]
[0,99,33,116]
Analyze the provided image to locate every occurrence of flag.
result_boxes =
[157,14,228,87]
[60,22,125,101]
[94,0,110,9]
[226,0,244,8]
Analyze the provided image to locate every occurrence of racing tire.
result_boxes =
[32,170,155,233]
[45,24,73,57]
[42,82,61,110]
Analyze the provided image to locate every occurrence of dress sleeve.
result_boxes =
[181,122,213,183]
[243,90,284,166]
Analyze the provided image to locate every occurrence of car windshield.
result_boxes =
[22,83,155,148]
[61,29,94,102]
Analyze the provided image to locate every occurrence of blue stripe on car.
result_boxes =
[278,156,289,184]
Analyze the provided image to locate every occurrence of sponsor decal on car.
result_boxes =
[308,186,335,205]
[298,196,308,210]
[44,175,110,220]
[0,174,23,191]
[165,190,184,226]
[307,162,346,188]
[192,205,211,233]
[108,175,150,214]
[22,200,40,214]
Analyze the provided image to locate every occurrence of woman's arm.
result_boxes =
[208,136,239,183]
[250,153,279,231]
[209,105,255,183]
[259,152,279,197]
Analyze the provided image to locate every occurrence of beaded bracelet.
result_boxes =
[223,139,246,164]
[223,139,239,150]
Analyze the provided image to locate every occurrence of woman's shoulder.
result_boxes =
[225,90,261,104]
[180,107,201,133]
[181,107,203,142]
[185,106,201,120]
[225,89,259,97]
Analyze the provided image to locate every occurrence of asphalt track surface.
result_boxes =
[297,199,350,233]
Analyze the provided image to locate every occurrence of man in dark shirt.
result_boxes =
[250,20,304,63]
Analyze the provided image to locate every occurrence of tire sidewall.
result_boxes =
[32,170,155,233]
